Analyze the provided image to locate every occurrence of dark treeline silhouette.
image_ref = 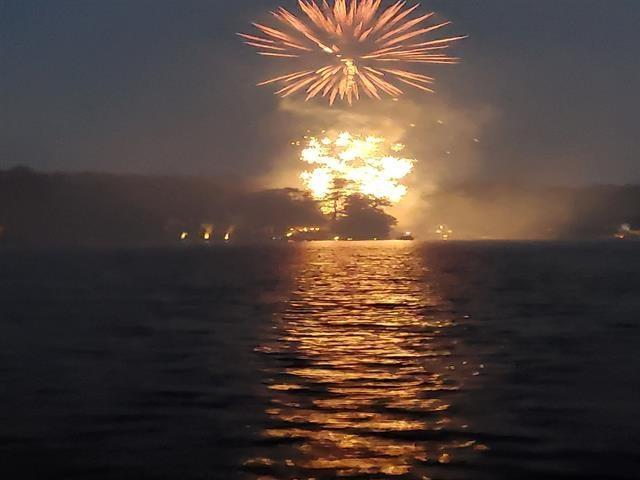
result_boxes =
[1,168,639,246]
[0,167,325,246]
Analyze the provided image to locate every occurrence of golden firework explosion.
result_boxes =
[240,0,466,105]
[299,131,414,213]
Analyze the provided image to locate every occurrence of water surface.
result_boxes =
[1,242,639,479]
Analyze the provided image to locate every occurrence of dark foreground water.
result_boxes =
[1,242,639,480]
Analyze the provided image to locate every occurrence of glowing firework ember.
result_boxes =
[240,0,465,105]
[300,132,414,213]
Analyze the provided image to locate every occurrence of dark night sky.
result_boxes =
[1,0,639,184]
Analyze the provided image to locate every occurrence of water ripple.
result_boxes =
[247,243,487,479]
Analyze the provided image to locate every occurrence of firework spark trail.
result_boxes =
[300,132,415,213]
[240,0,466,105]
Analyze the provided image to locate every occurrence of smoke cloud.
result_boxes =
[259,93,496,235]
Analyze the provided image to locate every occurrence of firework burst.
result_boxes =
[300,132,414,214]
[240,0,466,105]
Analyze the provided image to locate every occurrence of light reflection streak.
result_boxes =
[247,242,485,478]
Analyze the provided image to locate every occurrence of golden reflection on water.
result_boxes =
[249,242,484,479]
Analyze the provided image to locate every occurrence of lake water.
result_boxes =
[1,242,639,479]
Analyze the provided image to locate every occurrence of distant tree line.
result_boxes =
[0,167,326,246]
[1,167,639,246]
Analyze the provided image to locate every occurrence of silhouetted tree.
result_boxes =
[333,194,397,240]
